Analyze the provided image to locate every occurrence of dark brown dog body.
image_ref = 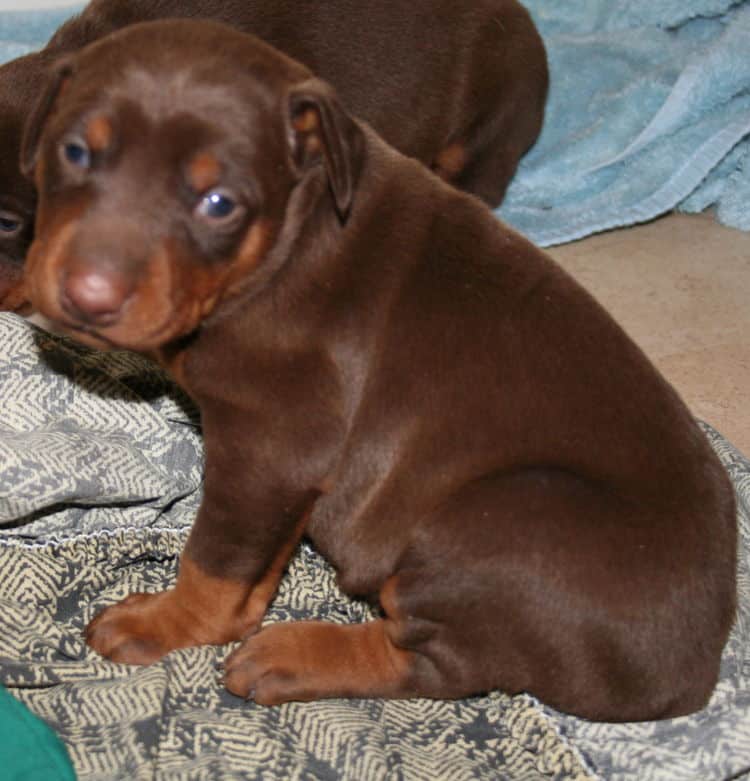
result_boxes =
[25,20,735,721]
[0,0,548,311]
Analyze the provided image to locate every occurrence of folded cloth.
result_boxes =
[0,685,75,781]
[498,0,750,244]
[0,313,203,541]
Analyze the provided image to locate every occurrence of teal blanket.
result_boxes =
[0,685,75,780]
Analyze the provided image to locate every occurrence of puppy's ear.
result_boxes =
[21,58,74,179]
[287,78,364,221]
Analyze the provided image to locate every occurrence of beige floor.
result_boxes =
[548,212,750,456]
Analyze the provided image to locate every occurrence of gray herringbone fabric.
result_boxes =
[1,312,748,780]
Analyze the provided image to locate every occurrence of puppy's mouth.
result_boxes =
[51,305,190,353]
[26,220,226,354]
[29,250,200,353]
[50,315,130,351]
[30,276,186,352]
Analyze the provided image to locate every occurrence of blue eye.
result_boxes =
[196,190,238,221]
[0,212,21,235]
[62,139,91,169]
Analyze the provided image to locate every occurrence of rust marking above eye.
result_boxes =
[305,136,322,156]
[187,152,222,193]
[292,108,319,133]
[25,204,84,319]
[433,142,467,182]
[85,115,114,152]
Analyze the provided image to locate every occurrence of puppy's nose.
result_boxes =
[62,266,134,324]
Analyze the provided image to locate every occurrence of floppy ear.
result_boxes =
[20,58,74,179]
[287,78,364,221]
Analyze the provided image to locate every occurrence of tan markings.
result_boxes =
[318,475,336,495]
[85,552,261,665]
[223,568,419,703]
[86,115,113,152]
[187,152,221,193]
[433,142,467,181]
[33,152,47,190]
[222,218,273,298]
[116,231,236,355]
[292,108,319,133]
[25,214,80,320]
[379,575,403,620]
[305,136,322,156]
[171,553,263,642]
[0,273,30,314]
[105,217,273,350]
[84,236,179,353]
[201,293,219,317]
[84,511,312,666]
[225,619,416,704]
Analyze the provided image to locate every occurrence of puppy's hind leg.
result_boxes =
[225,468,728,716]
[221,576,441,704]
[221,470,601,707]
[219,472,578,706]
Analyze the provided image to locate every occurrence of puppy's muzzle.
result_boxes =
[61,259,134,326]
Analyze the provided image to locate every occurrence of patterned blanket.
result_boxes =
[0,311,748,780]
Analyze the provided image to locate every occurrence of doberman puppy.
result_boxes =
[24,19,735,721]
[0,0,548,313]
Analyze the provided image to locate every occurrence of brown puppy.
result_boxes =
[0,0,548,312]
[24,19,734,722]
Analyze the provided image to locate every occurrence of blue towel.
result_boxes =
[499,0,750,244]
[1,1,749,246]
[0,5,83,60]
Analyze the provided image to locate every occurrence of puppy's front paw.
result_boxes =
[223,623,308,705]
[86,591,201,665]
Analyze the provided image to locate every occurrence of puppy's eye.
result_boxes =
[0,211,22,237]
[195,190,239,222]
[61,139,91,169]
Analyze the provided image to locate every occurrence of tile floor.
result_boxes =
[548,212,750,456]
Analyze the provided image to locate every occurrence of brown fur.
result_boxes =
[0,0,548,311]
[24,20,735,722]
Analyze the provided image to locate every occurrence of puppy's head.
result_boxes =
[22,19,363,352]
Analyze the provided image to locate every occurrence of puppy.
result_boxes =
[0,0,548,311]
[24,20,735,722]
